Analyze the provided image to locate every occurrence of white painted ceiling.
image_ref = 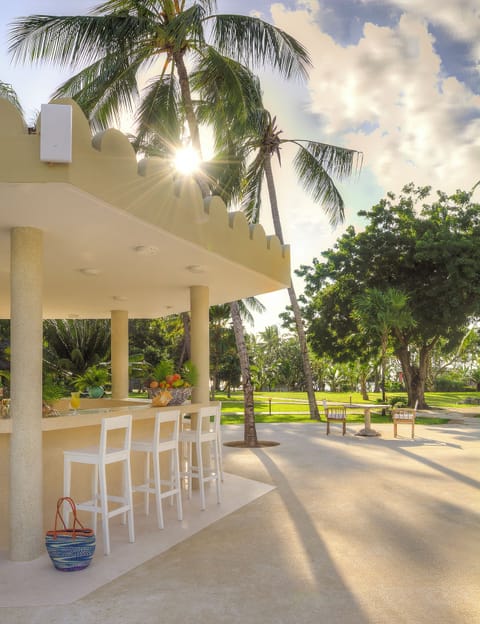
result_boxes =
[0,183,288,319]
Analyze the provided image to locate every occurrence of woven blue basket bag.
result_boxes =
[45,497,96,571]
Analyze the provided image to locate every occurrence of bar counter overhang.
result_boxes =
[0,98,291,561]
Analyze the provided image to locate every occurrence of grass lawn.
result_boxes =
[129,389,479,425]
[209,390,478,425]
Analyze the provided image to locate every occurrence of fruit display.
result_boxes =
[147,360,198,405]
[149,372,188,390]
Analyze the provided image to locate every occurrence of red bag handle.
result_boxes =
[51,496,90,540]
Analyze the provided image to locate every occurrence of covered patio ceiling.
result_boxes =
[0,99,291,319]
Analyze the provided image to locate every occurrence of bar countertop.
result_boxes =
[0,399,220,434]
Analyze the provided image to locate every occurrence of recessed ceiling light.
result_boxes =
[79,267,100,276]
[133,245,160,256]
[186,264,205,274]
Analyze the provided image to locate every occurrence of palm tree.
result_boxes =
[227,109,363,420]
[353,288,416,403]
[229,301,257,445]
[9,1,309,175]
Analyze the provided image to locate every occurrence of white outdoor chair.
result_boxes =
[392,400,419,439]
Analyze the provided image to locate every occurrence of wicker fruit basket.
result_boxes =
[147,386,193,406]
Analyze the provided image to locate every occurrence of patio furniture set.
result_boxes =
[323,400,418,438]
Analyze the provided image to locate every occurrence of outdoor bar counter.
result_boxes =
[0,399,219,552]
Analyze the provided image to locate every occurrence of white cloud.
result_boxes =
[371,0,480,60]
[271,2,480,195]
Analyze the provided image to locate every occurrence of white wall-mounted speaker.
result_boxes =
[40,104,72,163]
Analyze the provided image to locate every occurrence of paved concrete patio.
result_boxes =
[1,418,479,623]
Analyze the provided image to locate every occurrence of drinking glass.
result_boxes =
[70,392,81,413]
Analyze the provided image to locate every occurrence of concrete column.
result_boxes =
[111,310,129,399]
[9,227,43,561]
[190,286,210,403]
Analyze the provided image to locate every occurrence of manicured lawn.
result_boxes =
[211,390,474,425]
[130,389,479,425]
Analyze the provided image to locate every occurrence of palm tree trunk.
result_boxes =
[174,50,259,438]
[173,51,210,198]
[230,301,258,447]
[173,51,202,155]
[264,155,320,420]
[178,311,191,366]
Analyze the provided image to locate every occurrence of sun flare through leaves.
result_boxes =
[174,146,201,175]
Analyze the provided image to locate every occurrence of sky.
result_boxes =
[1,1,479,332]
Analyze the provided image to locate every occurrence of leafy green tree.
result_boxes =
[250,325,282,390]
[276,335,305,390]
[353,288,415,402]
[128,317,188,389]
[209,304,239,397]
[129,317,186,367]
[216,349,241,397]
[299,184,480,408]
[469,367,480,391]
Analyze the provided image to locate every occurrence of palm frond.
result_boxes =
[210,14,311,80]
[195,0,217,12]
[298,140,362,179]
[165,4,206,51]
[9,14,150,68]
[241,153,265,223]
[51,53,141,131]
[293,142,363,226]
[191,46,263,150]
[134,71,182,153]
[242,296,266,315]
[94,0,161,19]
[232,296,266,326]
[201,148,247,205]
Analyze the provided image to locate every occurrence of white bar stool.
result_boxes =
[63,414,135,556]
[179,405,222,510]
[131,409,183,529]
[180,404,223,481]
